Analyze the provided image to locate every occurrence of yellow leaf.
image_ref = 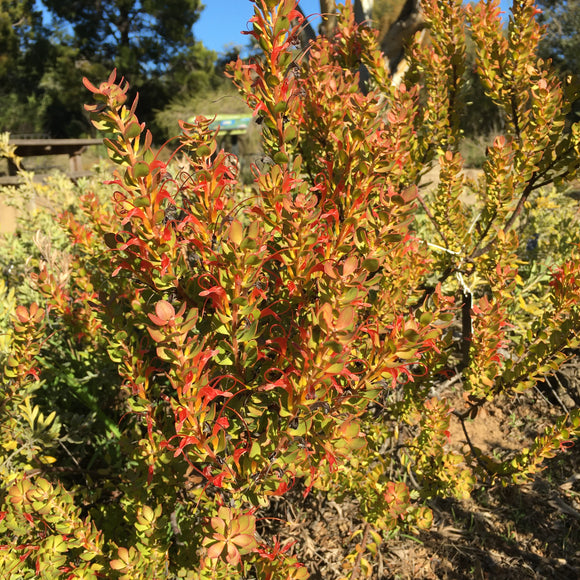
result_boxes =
[2,440,17,451]
[229,220,244,246]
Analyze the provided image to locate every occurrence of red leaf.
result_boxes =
[206,541,226,559]
[336,306,355,331]
[233,446,247,466]
[147,327,165,342]
[199,386,234,404]
[212,416,230,438]
[342,256,358,277]
[155,300,175,322]
[82,77,99,94]
[287,9,302,21]
[199,285,227,309]
[14,306,30,324]
[216,416,230,429]
[323,261,338,279]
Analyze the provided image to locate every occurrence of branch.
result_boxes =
[452,409,495,477]
[415,191,451,248]
[350,520,371,580]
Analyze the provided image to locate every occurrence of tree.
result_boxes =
[0,0,36,79]
[537,0,580,75]
[0,0,48,133]
[40,0,203,80]
[0,0,222,138]
[36,0,213,138]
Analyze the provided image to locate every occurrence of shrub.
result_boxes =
[2,0,580,578]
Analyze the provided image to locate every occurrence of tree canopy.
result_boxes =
[1,0,579,139]
[0,0,221,138]
[41,0,202,78]
[537,0,580,75]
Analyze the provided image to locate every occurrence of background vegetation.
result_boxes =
[0,0,233,140]
[1,0,578,144]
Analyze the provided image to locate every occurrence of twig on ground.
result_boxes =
[351,521,371,580]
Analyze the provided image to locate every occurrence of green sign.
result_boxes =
[188,114,253,136]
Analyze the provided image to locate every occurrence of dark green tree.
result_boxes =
[0,0,35,78]
[38,0,225,139]
[0,0,114,137]
[40,0,203,79]
[0,0,52,135]
[0,0,224,139]
[536,0,580,75]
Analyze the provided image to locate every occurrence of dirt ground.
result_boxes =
[260,358,580,579]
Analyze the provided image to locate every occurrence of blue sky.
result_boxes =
[195,0,321,55]
[195,0,513,56]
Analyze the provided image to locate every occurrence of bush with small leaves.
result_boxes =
[2,1,580,578]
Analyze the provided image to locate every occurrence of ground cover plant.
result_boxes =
[2,0,580,578]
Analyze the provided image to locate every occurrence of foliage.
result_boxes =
[461,30,505,137]
[0,476,106,578]
[0,0,42,79]
[153,85,261,183]
[0,301,58,485]
[2,0,580,578]
[41,0,203,76]
[153,85,250,142]
[0,0,111,137]
[0,0,224,138]
[511,185,580,335]
[0,0,53,135]
[537,0,580,76]
[0,163,125,496]
[0,93,51,137]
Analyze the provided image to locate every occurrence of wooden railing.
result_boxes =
[0,138,102,185]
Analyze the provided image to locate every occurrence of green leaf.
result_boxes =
[403,329,420,342]
[125,122,142,139]
[249,440,261,459]
[327,362,344,374]
[362,258,380,272]
[134,162,149,178]
[197,145,211,157]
